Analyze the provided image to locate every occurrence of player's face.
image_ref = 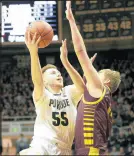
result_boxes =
[43,68,63,87]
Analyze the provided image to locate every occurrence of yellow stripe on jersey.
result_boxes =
[88,147,99,156]
[84,123,94,126]
[107,106,112,118]
[84,127,93,131]
[84,107,95,111]
[107,107,111,114]
[84,118,94,121]
[84,110,95,114]
[84,133,93,137]
[82,87,106,104]
[84,139,94,145]
[84,114,94,117]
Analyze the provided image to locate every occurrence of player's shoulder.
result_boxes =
[32,88,50,107]
[63,85,70,90]
[63,85,74,92]
[62,85,73,97]
[44,88,52,96]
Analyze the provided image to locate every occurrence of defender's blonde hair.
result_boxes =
[99,69,121,93]
[42,64,57,74]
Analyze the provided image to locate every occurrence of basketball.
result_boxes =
[26,21,54,48]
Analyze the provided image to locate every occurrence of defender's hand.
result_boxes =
[60,39,68,62]
[66,1,75,22]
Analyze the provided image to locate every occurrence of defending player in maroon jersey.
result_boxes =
[65,1,121,155]
[75,76,113,155]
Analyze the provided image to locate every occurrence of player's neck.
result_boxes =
[46,85,62,94]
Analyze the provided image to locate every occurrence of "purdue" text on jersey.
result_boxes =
[49,99,70,110]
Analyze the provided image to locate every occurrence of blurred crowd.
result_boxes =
[0,57,134,155]
[0,65,35,117]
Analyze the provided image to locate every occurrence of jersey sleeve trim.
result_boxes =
[107,106,112,117]
[82,87,106,105]
[105,85,111,92]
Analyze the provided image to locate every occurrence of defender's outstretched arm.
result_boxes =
[66,1,103,97]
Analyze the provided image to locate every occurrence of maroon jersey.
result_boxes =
[75,77,112,155]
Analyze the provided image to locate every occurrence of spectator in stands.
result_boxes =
[126,146,132,156]
[117,131,128,148]
[114,114,123,127]
[109,146,119,155]
[127,129,134,146]
[108,132,117,150]
[131,149,134,156]
[119,147,125,155]
[16,134,29,154]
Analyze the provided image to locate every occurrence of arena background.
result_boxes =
[0,0,134,155]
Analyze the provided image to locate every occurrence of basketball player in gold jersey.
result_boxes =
[19,29,96,155]
[63,1,121,155]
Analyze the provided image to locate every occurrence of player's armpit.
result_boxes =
[68,84,83,106]
[87,83,104,98]
[33,85,44,102]
[33,87,49,108]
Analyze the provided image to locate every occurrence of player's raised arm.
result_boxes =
[60,39,85,104]
[25,31,43,102]
[66,1,103,97]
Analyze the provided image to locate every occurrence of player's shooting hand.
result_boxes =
[25,30,41,53]
[60,39,68,63]
[65,1,75,22]
[91,53,97,63]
